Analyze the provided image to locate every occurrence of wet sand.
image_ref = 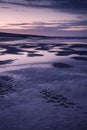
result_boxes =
[0,36,87,130]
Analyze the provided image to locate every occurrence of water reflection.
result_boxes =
[0,38,87,72]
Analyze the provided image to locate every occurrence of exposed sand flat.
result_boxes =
[0,36,87,130]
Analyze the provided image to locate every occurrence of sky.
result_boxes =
[0,0,87,36]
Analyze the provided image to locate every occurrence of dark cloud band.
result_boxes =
[0,0,87,12]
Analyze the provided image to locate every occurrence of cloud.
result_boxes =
[0,0,87,13]
[1,20,87,37]
[6,20,87,29]
[1,25,86,37]
[8,23,29,26]
[7,21,59,27]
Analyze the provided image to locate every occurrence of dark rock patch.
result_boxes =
[52,43,68,46]
[5,46,25,55]
[40,89,75,108]
[0,75,15,96]
[60,47,74,51]
[37,43,46,47]
[21,45,38,49]
[71,56,87,61]
[0,59,15,65]
[74,50,87,56]
[27,53,44,57]
[0,45,25,55]
[69,44,87,49]
[35,46,50,51]
[56,51,73,56]
[53,63,72,68]
[28,51,38,53]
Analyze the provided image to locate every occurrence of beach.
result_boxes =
[0,36,87,130]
